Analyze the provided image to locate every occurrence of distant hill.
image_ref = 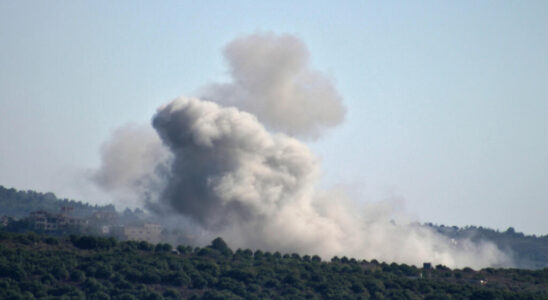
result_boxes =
[1,184,548,270]
[0,185,115,219]
[426,223,548,269]
[0,231,547,299]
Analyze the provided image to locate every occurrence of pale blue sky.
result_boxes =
[1,1,547,234]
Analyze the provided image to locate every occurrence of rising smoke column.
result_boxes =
[149,97,510,268]
[203,33,345,139]
[151,97,318,229]
[91,33,512,268]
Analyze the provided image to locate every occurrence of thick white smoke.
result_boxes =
[91,33,512,268]
[202,33,345,139]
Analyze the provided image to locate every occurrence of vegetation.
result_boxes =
[2,184,548,270]
[0,185,115,219]
[426,224,548,269]
[1,231,548,299]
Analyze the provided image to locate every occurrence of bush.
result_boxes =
[72,236,98,250]
[115,293,138,300]
[44,237,59,245]
[138,241,153,251]
[83,278,103,293]
[72,235,116,250]
[163,288,179,299]
[168,271,191,286]
[210,237,233,257]
[190,273,208,289]
[52,266,69,280]
[89,291,111,300]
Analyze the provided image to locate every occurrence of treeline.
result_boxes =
[3,184,548,270]
[1,231,548,299]
[0,185,115,219]
[427,224,548,269]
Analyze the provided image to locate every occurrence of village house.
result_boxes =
[29,210,87,231]
[122,223,163,244]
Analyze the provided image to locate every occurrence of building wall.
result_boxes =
[123,223,162,243]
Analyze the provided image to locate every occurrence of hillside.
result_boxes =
[2,184,548,270]
[0,185,115,219]
[426,224,548,269]
[1,231,548,299]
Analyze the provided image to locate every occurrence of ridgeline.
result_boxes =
[1,184,548,298]
[1,231,548,299]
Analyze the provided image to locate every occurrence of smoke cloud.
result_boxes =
[91,33,512,269]
[151,98,318,229]
[202,33,345,139]
[91,124,171,208]
[149,97,509,268]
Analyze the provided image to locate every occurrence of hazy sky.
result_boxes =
[1,1,547,234]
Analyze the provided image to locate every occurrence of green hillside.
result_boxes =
[1,231,547,299]
[2,184,548,270]
[0,185,115,219]
[426,224,548,269]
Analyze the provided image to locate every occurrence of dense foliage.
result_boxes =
[2,184,548,270]
[426,224,548,269]
[0,231,547,299]
[0,185,115,219]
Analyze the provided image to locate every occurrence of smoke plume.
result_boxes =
[91,124,171,208]
[91,33,511,268]
[151,98,318,229]
[150,97,509,268]
[202,33,345,139]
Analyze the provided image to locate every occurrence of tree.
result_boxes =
[210,237,233,257]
